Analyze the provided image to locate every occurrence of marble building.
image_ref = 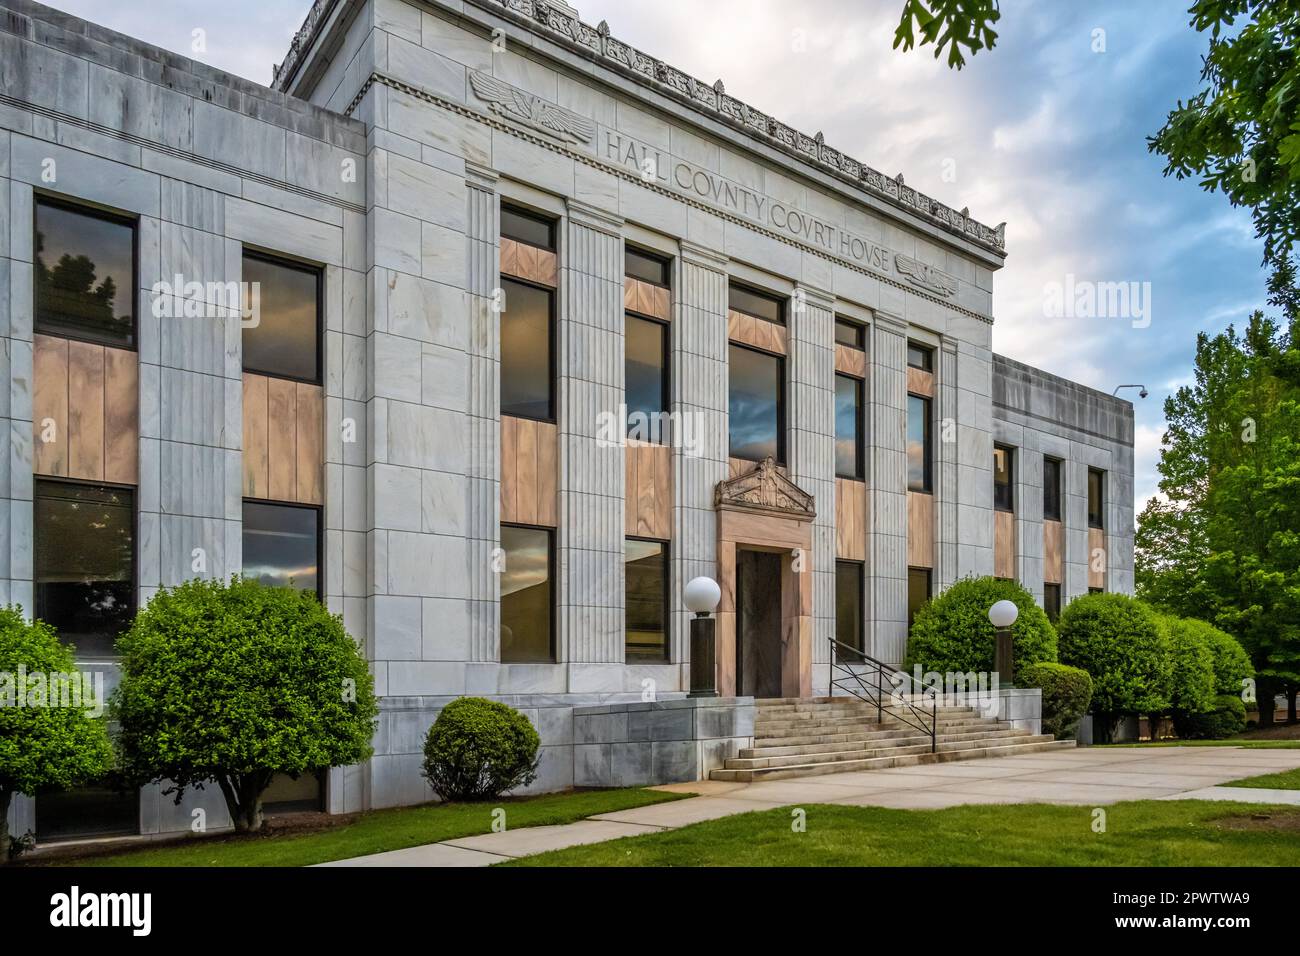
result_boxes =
[0,0,1133,839]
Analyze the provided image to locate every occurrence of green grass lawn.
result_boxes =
[1223,767,1300,790]
[1102,740,1300,749]
[35,788,687,868]
[506,800,1300,867]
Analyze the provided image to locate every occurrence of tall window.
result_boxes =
[500,279,554,420]
[1088,468,1106,529]
[834,318,864,348]
[501,205,555,248]
[835,374,863,479]
[242,251,321,382]
[242,501,320,596]
[1043,457,1062,521]
[835,561,863,660]
[907,394,932,492]
[907,342,933,371]
[1043,583,1061,622]
[35,197,136,347]
[500,205,556,421]
[625,539,668,661]
[994,445,1015,512]
[728,343,785,463]
[729,283,785,324]
[34,479,135,660]
[908,568,931,630]
[625,246,669,286]
[625,248,670,441]
[501,525,554,662]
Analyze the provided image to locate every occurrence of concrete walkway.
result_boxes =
[319,745,1300,866]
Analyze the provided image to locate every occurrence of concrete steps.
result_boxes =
[710,695,1072,783]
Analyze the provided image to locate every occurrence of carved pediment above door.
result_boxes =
[714,457,816,520]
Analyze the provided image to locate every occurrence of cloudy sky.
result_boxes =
[53,0,1268,511]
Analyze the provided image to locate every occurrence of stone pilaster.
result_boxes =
[140,180,243,603]
[1,175,33,612]
[935,337,959,592]
[868,311,908,665]
[465,163,500,662]
[671,242,729,663]
[789,285,835,671]
[557,201,625,665]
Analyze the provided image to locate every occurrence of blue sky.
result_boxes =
[53,0,1270,511]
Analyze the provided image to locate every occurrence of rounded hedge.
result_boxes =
[1173,694,1247,740]
[422,697,539,801]
[1018,662,1093,739]
[903,577,1057,679]
[1057,593,1171,716]
[112,577,378,832]
[1157,614,1217,717]
[0,606,112,858]
[1186,620,1254,696]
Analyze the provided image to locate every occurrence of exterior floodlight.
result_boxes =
[683,576,721,616]
[988,600,1019,629]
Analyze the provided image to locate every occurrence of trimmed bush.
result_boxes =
[0,607,112,859]
[1173,694,1247,740]
[1188,621,1254,696]
[903,577,1057,679]
[422,697,540,801]
[1157,614,1217,717]
[1019,662,1093,739]
[1057,593,1172,727]
[112,578,378,833]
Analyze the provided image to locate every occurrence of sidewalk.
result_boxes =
[318,745,1300,866]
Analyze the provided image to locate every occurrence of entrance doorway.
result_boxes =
[736,549,783,698]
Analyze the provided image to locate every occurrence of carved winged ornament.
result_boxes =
[894,254,958,297]
[469,71,596,144]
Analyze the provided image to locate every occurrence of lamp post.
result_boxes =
[988,599,1019,686]
[684,576,721,698]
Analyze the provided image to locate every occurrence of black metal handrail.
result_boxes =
[827,637,937,752]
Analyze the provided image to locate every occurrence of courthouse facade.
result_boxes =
[0,0,1133,838]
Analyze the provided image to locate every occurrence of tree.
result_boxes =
[112,578,378,833]
[893,0,1001,69]
[1135,266,1300,723]
[0,607,112,860]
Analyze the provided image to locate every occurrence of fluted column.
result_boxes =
[557,201,625,664]
[465,163,500,662]
[935,336,959,591]
[671,242,729,663]
[868,312,909,665]
[789,285,836,675]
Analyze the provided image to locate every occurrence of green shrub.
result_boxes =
[903,577,1057,679]
[1173,694,1247,740]
[1018,662,1093,739]
[0,607,112,859]
[1187,620,1254,696]
[1157,615,1217,716]
[1057,593,1172,723]
[422,697,540,801]
[112,578,378,832]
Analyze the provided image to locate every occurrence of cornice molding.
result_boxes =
[274,0,1006,257]
[565,198,624,236]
